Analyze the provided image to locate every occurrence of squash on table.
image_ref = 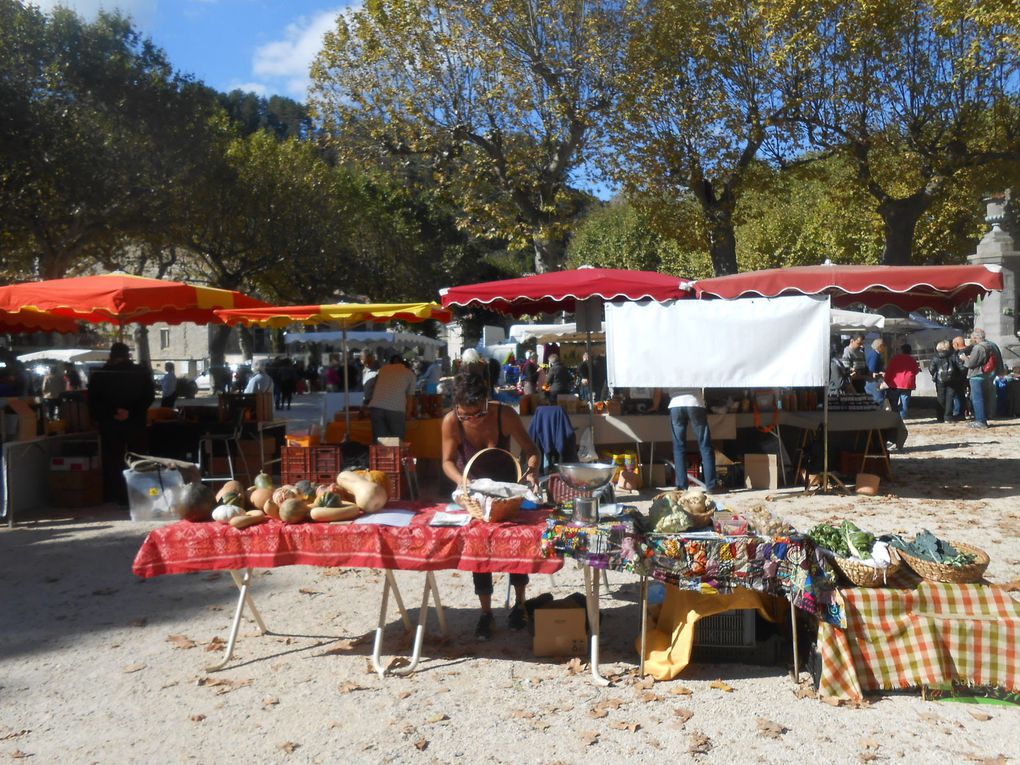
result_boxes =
[355,470,389,490]
[216,480,245,502]
[309,503,361,522]
[262,499,280,519]
[272,486,297,506]
[250,472,274,490]
[212,504,245,523]
[278,497,310,524]
[174,482,217,522]
[249,486,273,510]
[336,470,387,513]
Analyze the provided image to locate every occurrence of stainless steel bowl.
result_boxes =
[557,462,617,491]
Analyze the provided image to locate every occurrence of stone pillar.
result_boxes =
[968,192,1020,367]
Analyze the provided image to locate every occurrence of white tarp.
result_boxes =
[17,348,108,363]
[508,322,606,343]
[283,330,444,348]
[605,296,830,388]
[829,309,885,333]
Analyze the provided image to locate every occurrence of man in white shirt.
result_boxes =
[160,362,177,407]
[366,354,417,440]
[665,388,725,494]
[244,361,274,394]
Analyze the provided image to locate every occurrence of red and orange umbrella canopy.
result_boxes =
[0,273,270,325]
[691,264,1003,315]
[215,302,452,328]
[0,308,80,334]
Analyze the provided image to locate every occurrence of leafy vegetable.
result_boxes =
[840,520,875,560]
[807,523,849,557]
[885,530,977,567]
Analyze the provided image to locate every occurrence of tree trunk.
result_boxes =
[133,325,152,369]
[708,221,739,276]
[533,231,566,273]
[208,324,231,368]
[271,328,285,355]
[237,325,253,361]
[877,193,929,266]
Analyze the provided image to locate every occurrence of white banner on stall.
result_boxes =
[606,296,830,388]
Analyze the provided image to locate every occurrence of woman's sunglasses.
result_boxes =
[456,403,488,421]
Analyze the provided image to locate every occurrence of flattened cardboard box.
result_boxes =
[744,453,779,490]
[533,608,587,657]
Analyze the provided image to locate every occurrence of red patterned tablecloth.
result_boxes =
[132,503,563,578]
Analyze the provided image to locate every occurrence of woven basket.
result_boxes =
[831,549,902,588]
[651,491,714,531]
[895,540,990,584]
[456,447,524,523]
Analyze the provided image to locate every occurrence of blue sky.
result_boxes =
[32,1,354,99]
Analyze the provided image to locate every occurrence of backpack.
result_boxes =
[935,359,953,386]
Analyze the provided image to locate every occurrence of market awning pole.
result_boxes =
[822,390,830,491]
[585,329,596,442]
[342,326,351,442]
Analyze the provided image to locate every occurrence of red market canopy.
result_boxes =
[690,264,1004,315]
[0,273,271,326]
[214,302,452,329]
[439,267,693,316]
[0,309,80,334]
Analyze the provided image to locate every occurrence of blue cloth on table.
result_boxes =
[528,405,577,472]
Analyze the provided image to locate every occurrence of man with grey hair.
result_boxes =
[960,328,991,427]
[244,360,274,394]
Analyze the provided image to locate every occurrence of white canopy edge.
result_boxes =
[17,348,109,363]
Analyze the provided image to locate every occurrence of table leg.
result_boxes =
[639,575,648,677]
[205,568,266,672]
[582,565,611,686]
[372,571,445,678]
[386,569,413,632]
[789,599,800,682]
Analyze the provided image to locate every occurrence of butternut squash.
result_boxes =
[336,470,388,513]
[229,513,268,529]
[249,486,273,511]
[309,502,361,522]
[262,499,280,520]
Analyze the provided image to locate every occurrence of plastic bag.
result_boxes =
[123,452,200,522]
[577,427,597,463]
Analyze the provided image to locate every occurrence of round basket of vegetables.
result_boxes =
[887,531,989,584]
[807,520,901,587]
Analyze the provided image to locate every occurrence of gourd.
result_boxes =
[272,486,297,506]
[212,504,245,523]
[313,490,342,508]
[309,503,361,522]
[336,470,387,513]
[229,511,268,529]
[278,497,310,524]
[216,480,245,502]
[355,470,389,490]
[218,490,246,508]
[249,486,273,511]
[251,472,274,490]
[294,480,314,499]
[174,482,217,522]
[262,499,280,520]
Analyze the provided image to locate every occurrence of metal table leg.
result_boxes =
[205,568,268,672]
[639,575,648,677]
[371,570,446,678]
[790,599,800,681]
[582,565,611,686]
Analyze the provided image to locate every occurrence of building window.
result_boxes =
[159,328,171,350]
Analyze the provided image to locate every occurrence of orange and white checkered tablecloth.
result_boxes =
[817,580,1020,700]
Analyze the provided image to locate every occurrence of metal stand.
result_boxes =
[205,569,270,672]
[639,575,648,677]
[582,565,611,686]
[790,599,801,681]
[371,570,447,677]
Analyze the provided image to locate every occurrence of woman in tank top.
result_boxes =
[441,371,541,641]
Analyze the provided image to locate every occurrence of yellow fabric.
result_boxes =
[639,585,779,681]
[218,302,451,329]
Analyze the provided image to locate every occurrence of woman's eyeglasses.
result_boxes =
[456,403,488,421]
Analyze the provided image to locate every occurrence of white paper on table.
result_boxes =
[429,512,472,527]
[351,509,417,527]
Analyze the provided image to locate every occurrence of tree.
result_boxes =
[0,2,220,278]
[796,0,1020,264]
[605,0,812,275]
[217,89,313,140]
[310,0,625,272]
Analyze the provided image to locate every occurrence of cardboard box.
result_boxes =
[533,608,588,657]
[50,468,101,493]
[4,398,38,442]
[744,453,780,490]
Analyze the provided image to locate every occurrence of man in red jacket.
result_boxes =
[884,344,921,418]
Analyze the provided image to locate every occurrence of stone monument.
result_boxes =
[968,191,1019,368]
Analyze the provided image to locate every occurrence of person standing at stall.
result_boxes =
[929,340,966,423]
[841,335,867,393]
[88,342,154,505]
[654,387,725,495]
[441,371,541,640]
[884,344,920,418]
[544,354,572,404]
[365,353,417,441]
[160,362,178,408]
[41,365,66,420]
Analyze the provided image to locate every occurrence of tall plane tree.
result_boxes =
[310,0,625,273]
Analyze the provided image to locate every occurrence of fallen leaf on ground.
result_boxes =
[565,658,585,675]
[820,695,842,707]
[859,753,877,763]
[278,742,298,754]
[795,683,816,699]
[709,679,734,692]
[205,636,226,652]
[167,634,197,650]
[609,721,640,732]
[122,663,146,673]
[0,731,30,742]
[968,711,993,722]
[674,707,694,725]
[588,707,608,719]
[757,718,787,739]
[196,677,253,695]
[386,657,410,672]
[635,676,655,690]
[600,698,625,709]
[639,691,663,703]
[338,681,366,694]
[10,749,33,759]
[413,738,429,751]
[579,731,599,747]
[967,755,1008,765]
[298,588,321,596]
[688,731,712,754]
[670,685,694,696]
[397,691,412,700]
[426,714,449,724]
[511,710,535,719]
[859,737,881,750]
[532,721,551,732]
[262,697,279,707]
[189,714,206,722]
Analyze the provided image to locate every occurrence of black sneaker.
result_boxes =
[474,612,494,641]
[508,604,528,630]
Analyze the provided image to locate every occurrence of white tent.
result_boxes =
[829,309,885,333]
[17,348,108,364]
[508,322,607,344]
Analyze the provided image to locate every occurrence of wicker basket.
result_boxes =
[831,549,902,587]
[895,540,990,584]
[651,491,714,531]
[456,447,525,523]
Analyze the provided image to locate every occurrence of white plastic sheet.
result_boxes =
[605,296,830,388]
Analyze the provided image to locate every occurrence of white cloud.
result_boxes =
[32,0,158,25]
[252,8,350,98]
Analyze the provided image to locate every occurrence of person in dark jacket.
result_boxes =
[928,340,966,423]
[544,354,572,403]
[88,342,155,504]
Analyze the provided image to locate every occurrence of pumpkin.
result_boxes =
[218,490,245,508]
[294,479,314,499]
[272,486,297,505]
[336,470,387,513]
[355,470,389,490]
[216,480,245,502]
[212,504,245,523]
[173,482,217,522]
[249,486,273,511]
[262,499,280,520]
[250,472,274,491]
[278,497,310,524]
[313,490,342,508]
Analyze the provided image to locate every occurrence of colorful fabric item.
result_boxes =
[133,503,562,578]
[817,579,1020,701]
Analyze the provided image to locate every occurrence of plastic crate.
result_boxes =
[310,445,343,477]
[281,469,336,488]
[370,443,412,472]
[382,471,411,501]
[282,446,310,474]
[694,609,756,648]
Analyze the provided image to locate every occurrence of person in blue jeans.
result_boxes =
[656,388,725,494]
[961,329,992,428]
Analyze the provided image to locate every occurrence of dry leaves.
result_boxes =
[189,714,206,723]
[608,721,640,733]
[0,731,30,742]
[512,710,535,719]
[968,710,993,722]
[122,663,146,673]
[167,634,197,650]
[674,707,695,725]
[10,749,33,759]
[298,587,321,596]
[413,738,429,751]
[397,690,412,700]
[688,731,713,754]
[579,731,600,747]
[757,718,787,739]
[709,679,734,693]
[205,636,227,653]
[262,697,279,707]
[588,707,608,719]
[426,714,449,724]
[338,681,367,694]
[634,676,655,690]
[196,676,253,695]
[638,691,663,703]
[670,685,694,696]
[564,658,585,675]
[278,742,298,754]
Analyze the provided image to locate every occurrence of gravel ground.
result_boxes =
[1,416,1018,764]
